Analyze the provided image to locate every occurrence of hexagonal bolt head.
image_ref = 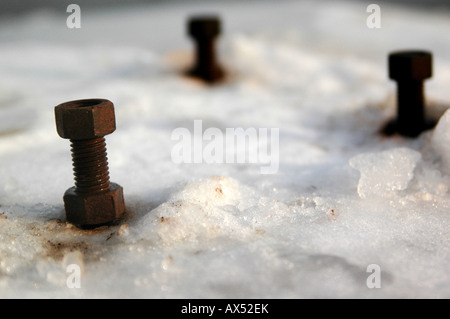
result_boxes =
[64,183,125,228]
[188,16,221,39]
[55,99,116,140]
[389,51,432,81]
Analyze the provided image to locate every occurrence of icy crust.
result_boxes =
[125,177,258,244]
[0,152,449,298]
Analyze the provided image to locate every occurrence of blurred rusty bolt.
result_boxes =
[187,15,225,83]
[55,99,125,229]
[388,50,433,137]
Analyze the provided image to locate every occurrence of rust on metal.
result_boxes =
[186,15,225,83]
[383,50,435,137]
[55,99,125,229]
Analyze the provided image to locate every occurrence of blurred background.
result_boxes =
[0,0,450,16]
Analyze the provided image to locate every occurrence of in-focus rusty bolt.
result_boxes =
[187,15,225,83]
[55,99,125,229]
[387,50,433,137]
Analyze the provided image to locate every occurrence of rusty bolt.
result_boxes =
[187,15,225,83]
[55,99,125,229]
[387,50,433,137]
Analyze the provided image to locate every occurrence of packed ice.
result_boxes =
[0,0,449,298]
[349,148,422,199]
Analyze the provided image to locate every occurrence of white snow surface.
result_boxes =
[0,0,449,298]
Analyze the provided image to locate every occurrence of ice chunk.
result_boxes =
[349,148,421,198]
[432,109,450,175]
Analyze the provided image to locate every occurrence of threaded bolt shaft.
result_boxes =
[396,80,425,136]
[194,38,219,81]
[387,50,432,137]
[70,137,111,194]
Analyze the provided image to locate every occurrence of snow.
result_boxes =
[349,148,422,199]
[432,109,450,175]
[0,0,449,298]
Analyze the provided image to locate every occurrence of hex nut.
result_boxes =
[188,16,221,38]
[389,51,432,81]
[55,99,116,140]
[63,183,125,227]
